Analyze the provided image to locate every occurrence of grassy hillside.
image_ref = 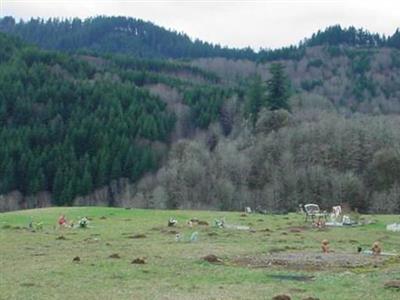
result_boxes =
[1,207,400,299]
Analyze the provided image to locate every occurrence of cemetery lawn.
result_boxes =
[1,207,400,300]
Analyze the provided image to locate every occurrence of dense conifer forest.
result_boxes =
[0,31,230,208]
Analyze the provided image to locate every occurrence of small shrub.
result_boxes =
[307,59,323,69]
[301,79,323,91]
[326,46,342,57]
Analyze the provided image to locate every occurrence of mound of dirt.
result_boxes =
[109,253,121,259]
[56,235,66,240]
[384,280,400,289]
[197,220,209,226]
[72,256,80,262]
[203,254,223,263]
[99,216,107,220]
[131,258,146,264]
[234,252,390,270]
[130,234,146,239]
[287,226,307,233]
[272,295,291,300]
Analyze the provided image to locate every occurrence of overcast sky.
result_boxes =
[1,0,399,49]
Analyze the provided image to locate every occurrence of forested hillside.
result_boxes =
[2,16,400,61]
[194,45,400,114]
[0,32,231,211]
[1,18,400,213]
[0,16,255,60]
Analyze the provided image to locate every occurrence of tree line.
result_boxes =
[2,17,400,62]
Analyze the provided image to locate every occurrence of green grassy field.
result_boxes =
[1,207,400,300]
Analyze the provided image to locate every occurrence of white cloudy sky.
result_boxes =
[1,0,399,49]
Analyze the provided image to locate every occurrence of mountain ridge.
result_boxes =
[1,16,400,61]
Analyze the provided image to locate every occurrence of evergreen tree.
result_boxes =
[244,75,265,126]
[266,63,290,111]
[79,165,93,196]
[1,158,16,192]
[52,167,65,205]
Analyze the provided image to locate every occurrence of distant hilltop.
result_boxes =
[1,16,400,61]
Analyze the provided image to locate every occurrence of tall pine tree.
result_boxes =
[244,75,265,126]
[266,63,290,111]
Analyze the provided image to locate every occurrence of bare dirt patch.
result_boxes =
[233,252,391,270]
[203,254,223,264]
[197,220,209,226]
[272,295,291,300]
[131,257,146,264]
[287,226,308,233]
[129,234,147,239]
[158,228,179,234]
[384,280,400,289]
